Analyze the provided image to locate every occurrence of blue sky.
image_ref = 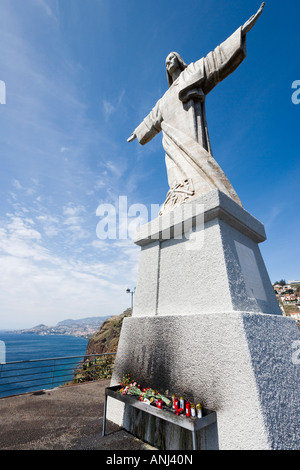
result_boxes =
[0,0,299,329]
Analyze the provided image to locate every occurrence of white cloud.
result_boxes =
[103,89,125,120]
[103,100,115,118]
[60,146,71,153]
[33,0,58,22]
[264,204,284,231]
[63,205,85,217]
[36,214,60,237]
[6,216,41,241]
[0,181,140,329]
[62,204,89,240]
[0,208,139,329]
[11,178,40,196]
[105,160,123,177]
[12,179,23,190]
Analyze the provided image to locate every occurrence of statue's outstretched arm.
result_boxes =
[127,133,136,142]
[127,99,163,145]
[241,2,265,36]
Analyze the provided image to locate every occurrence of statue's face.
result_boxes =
[166,53,180,76]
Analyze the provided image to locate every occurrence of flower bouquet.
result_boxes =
[119,375,171,407]
[154,392,171,407]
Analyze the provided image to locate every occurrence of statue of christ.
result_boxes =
[128,3,265,214]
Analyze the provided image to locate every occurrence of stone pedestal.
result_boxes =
[108,190,300,450]
[132,190,281,318]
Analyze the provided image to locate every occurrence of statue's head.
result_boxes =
[166,52,187,87]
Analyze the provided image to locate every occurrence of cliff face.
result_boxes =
[85,309,131,355]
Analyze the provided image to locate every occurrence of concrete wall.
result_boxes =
[109,313,300,449]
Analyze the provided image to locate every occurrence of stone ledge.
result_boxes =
[134,189,266,246]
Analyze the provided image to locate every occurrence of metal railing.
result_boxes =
[0,353,116,399]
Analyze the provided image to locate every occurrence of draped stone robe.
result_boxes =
[133,27,247,214]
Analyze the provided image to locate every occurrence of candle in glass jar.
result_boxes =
[196,403,203,418]
[171,394,176,409]
[180,396,185,409]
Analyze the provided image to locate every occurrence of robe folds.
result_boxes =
[134,27,247,214]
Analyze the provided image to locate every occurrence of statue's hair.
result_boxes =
[166,52,187,87]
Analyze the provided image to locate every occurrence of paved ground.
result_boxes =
[0,379,156,450]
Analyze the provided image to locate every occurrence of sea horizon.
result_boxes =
[0,333,89,398]
[0,332,89,362]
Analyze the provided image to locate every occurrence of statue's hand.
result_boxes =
[242,2,265,36]
[127,133,136,143]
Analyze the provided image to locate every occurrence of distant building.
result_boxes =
[289,280,300,285]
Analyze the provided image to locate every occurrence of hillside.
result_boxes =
[57,317,110,327]
[10,316,111,338]
[85,308,131,355]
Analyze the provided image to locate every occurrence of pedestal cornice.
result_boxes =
[134,190,266,246]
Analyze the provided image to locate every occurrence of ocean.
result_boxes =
[0,333,88,398]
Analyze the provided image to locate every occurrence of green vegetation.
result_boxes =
[70,308,132,385]
[72,354,115,383]
[274,279,287,286]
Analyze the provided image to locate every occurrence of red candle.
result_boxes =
[185,401,191,417]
